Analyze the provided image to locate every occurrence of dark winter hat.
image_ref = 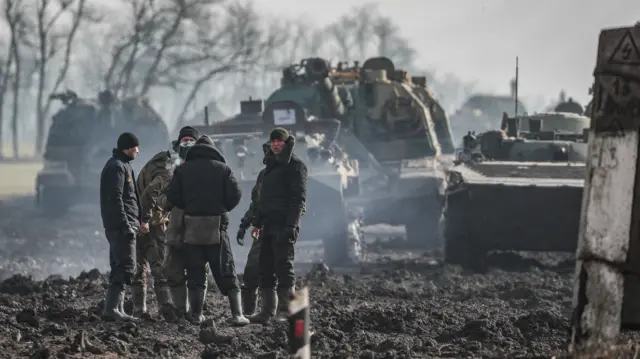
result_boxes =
[177,126,199,142]
[269,127,289,141]
[196,135,214,145]
[117,132,140,150]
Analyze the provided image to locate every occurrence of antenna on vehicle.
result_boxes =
[514,56,519,116]
[204,106,210,126]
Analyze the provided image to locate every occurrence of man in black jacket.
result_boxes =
[99,132,144,321]
[165,135,248,325]
[248,128,307,324]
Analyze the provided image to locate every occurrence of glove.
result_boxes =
[283,226,297,244]
[236,227,247,246]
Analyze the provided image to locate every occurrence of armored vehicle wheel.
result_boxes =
[38,186,71,217]
[322,217,364,267]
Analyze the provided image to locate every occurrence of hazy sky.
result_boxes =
[252,0,640,105]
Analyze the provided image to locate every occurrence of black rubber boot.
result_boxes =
[155,285,175,319]
[131,285,147,316]
[119,290,138,321]
[247,288,277,324]
[276,287,295,322]
[241,287,258,316]
[188,288,206,324]
[170,284,189,316]
[226,289,249,326]
[102,287,136,322]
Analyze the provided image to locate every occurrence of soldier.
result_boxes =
[248,128,307,324]
[99,132,143,321]
[132,150,174,318]
[162,126,200,317]
[236,142,270,315]
[165,135,248,325]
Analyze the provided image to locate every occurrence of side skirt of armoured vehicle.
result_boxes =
[443,162,583,270]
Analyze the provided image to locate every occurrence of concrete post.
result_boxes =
[571,23,640,353]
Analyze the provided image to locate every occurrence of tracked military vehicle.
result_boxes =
[193,57,453,265]
[443,111,591,270]
[36,90,170,215]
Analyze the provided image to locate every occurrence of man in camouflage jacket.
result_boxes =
[134,150,175,318]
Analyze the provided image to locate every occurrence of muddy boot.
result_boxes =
[276,287,295,321]
[241,287,258,316]
[131,285,147,317]
[188,288,206,324]
[226,289,249,326]
[170,285,189,317]
[247,288,277,324]
[102,287,135,322]
[154,285,175,319]
[119,291,138,321]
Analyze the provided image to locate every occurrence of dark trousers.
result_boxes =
[242,239,261,290]
[105,229,137,289]
[184,233,239,295]
[259,225,296,289]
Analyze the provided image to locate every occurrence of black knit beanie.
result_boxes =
[117,132,140,150]
[177,126,199,142]
[196,135,214,145]
[269,127,289,141]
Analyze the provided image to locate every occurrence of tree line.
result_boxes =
[0,0,476,159]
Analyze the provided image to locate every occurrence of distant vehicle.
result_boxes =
[36,90,170,215]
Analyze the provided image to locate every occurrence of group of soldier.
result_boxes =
[98,125,308,327]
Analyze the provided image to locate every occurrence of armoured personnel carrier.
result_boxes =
[443,111,590,270]
[36,90,170,215]
[193,57,452,265]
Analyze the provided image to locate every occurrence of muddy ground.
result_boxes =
[0,195,638,359]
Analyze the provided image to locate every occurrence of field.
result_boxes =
[0,160,637,358]
[0,161,41,198]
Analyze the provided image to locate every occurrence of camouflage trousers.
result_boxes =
[132,224,168,288]
[242,238,261,290]
[164,245,209,288]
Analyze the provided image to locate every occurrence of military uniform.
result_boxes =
[249,128,307,324]
[166,135,247,325]
[99,132,142,322]
[132,150,174,317]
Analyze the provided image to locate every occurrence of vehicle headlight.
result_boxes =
[43,160,67,170]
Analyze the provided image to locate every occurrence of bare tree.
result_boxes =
[0,4,18,158]
[172,1,279,126]
[24,0,101,155]
[3,0,31,158]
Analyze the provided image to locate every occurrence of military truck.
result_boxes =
[36,90,170,215]
[193,56,453,265]
[443,111,590,270]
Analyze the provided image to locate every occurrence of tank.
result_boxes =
[443,111,590,270]
[193,57,452,266]
[35,90,170,215]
